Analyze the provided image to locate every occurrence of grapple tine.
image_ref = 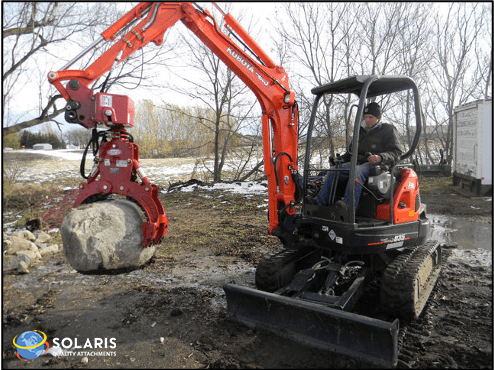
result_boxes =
[224,283,399,368]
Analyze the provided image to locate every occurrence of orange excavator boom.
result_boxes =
[48,2,299,243]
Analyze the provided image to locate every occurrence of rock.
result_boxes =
[3,236,36,255]
[35,231,51,243]
[3,256,17,271]
[61,199,156,272]
[3,255,30,273]
[3,238,12,248]
[2,231,42,273]
[16,250,36,264]
[13,230,36,242]
[17,261,30,274]
[38,244,60,257]
[35,242,48,249]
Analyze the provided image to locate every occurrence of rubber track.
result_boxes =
[380,240,441,321]
[255,247,315,292]
[395,247,449,366]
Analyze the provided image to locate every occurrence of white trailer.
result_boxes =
[33,143,53,150]
[453,99,492,196]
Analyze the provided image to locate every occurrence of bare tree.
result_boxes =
[3,3,105,134]
[473,2,492,100]
[276,3,357,162]
[162,5,261,182]
[391,3,434,164]
[426,3,489,164]
[64,127,90,149]
[3,2,180,136]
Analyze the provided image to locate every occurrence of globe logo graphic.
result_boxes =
[13,330,49,360]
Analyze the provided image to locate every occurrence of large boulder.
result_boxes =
[61,199,156,272]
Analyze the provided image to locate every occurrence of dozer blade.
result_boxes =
[224,283,399,368]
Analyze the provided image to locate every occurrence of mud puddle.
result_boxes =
[429,213,492,251]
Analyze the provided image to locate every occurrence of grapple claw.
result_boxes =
[73,127,168,247]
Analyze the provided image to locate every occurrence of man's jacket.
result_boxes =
[341,122,402,165]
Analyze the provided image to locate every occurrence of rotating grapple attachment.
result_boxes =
[74,127,168,247]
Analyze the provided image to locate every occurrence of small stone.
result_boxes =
[4,236,34,254]
[35,231,51,243]
[17,261,29,274]
[13,230,36,242]
[15,251,34,265]
[39,244,60,256]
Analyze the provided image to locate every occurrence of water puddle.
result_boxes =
[429,214,492,251]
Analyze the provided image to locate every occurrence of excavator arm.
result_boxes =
[48,2,299,245]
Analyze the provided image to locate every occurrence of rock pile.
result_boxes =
[3,230,60,273]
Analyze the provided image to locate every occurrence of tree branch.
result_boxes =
[3,94,64,136]
[3,20,55,39]
[3,35,48,81]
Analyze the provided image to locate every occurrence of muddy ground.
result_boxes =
[2,154,492,369]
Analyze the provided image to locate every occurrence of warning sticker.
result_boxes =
[102,95,113,107]
[116,160,128,168]
[328,230,336,240]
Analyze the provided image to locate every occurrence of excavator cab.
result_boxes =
[301,75,431,254]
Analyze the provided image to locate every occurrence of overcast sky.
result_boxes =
[5,2,490,137]
[6,2,281,135]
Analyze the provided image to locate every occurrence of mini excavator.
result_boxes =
[48,3,442,367]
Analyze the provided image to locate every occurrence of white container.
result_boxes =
[453,99,492,196]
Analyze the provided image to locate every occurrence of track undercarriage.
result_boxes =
[224,240,442,368]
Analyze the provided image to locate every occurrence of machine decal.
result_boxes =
[322,227,342,243]
[386,241,404,249]
[116,160,128,168]
[102,95,113,107]
[328,229,336,240]
[226,47,254,72]
[369,234,407,246]
[226,47,268,86]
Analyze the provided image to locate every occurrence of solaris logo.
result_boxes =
[13,330,49,361]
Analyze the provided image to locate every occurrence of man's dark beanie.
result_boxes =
[364,102,381,119]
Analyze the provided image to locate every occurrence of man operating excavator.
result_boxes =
[305,102,402,209]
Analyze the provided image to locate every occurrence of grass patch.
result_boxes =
[2,183,78,231]
[418,175,452,192]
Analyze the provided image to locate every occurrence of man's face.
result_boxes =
[363,114,379,129]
